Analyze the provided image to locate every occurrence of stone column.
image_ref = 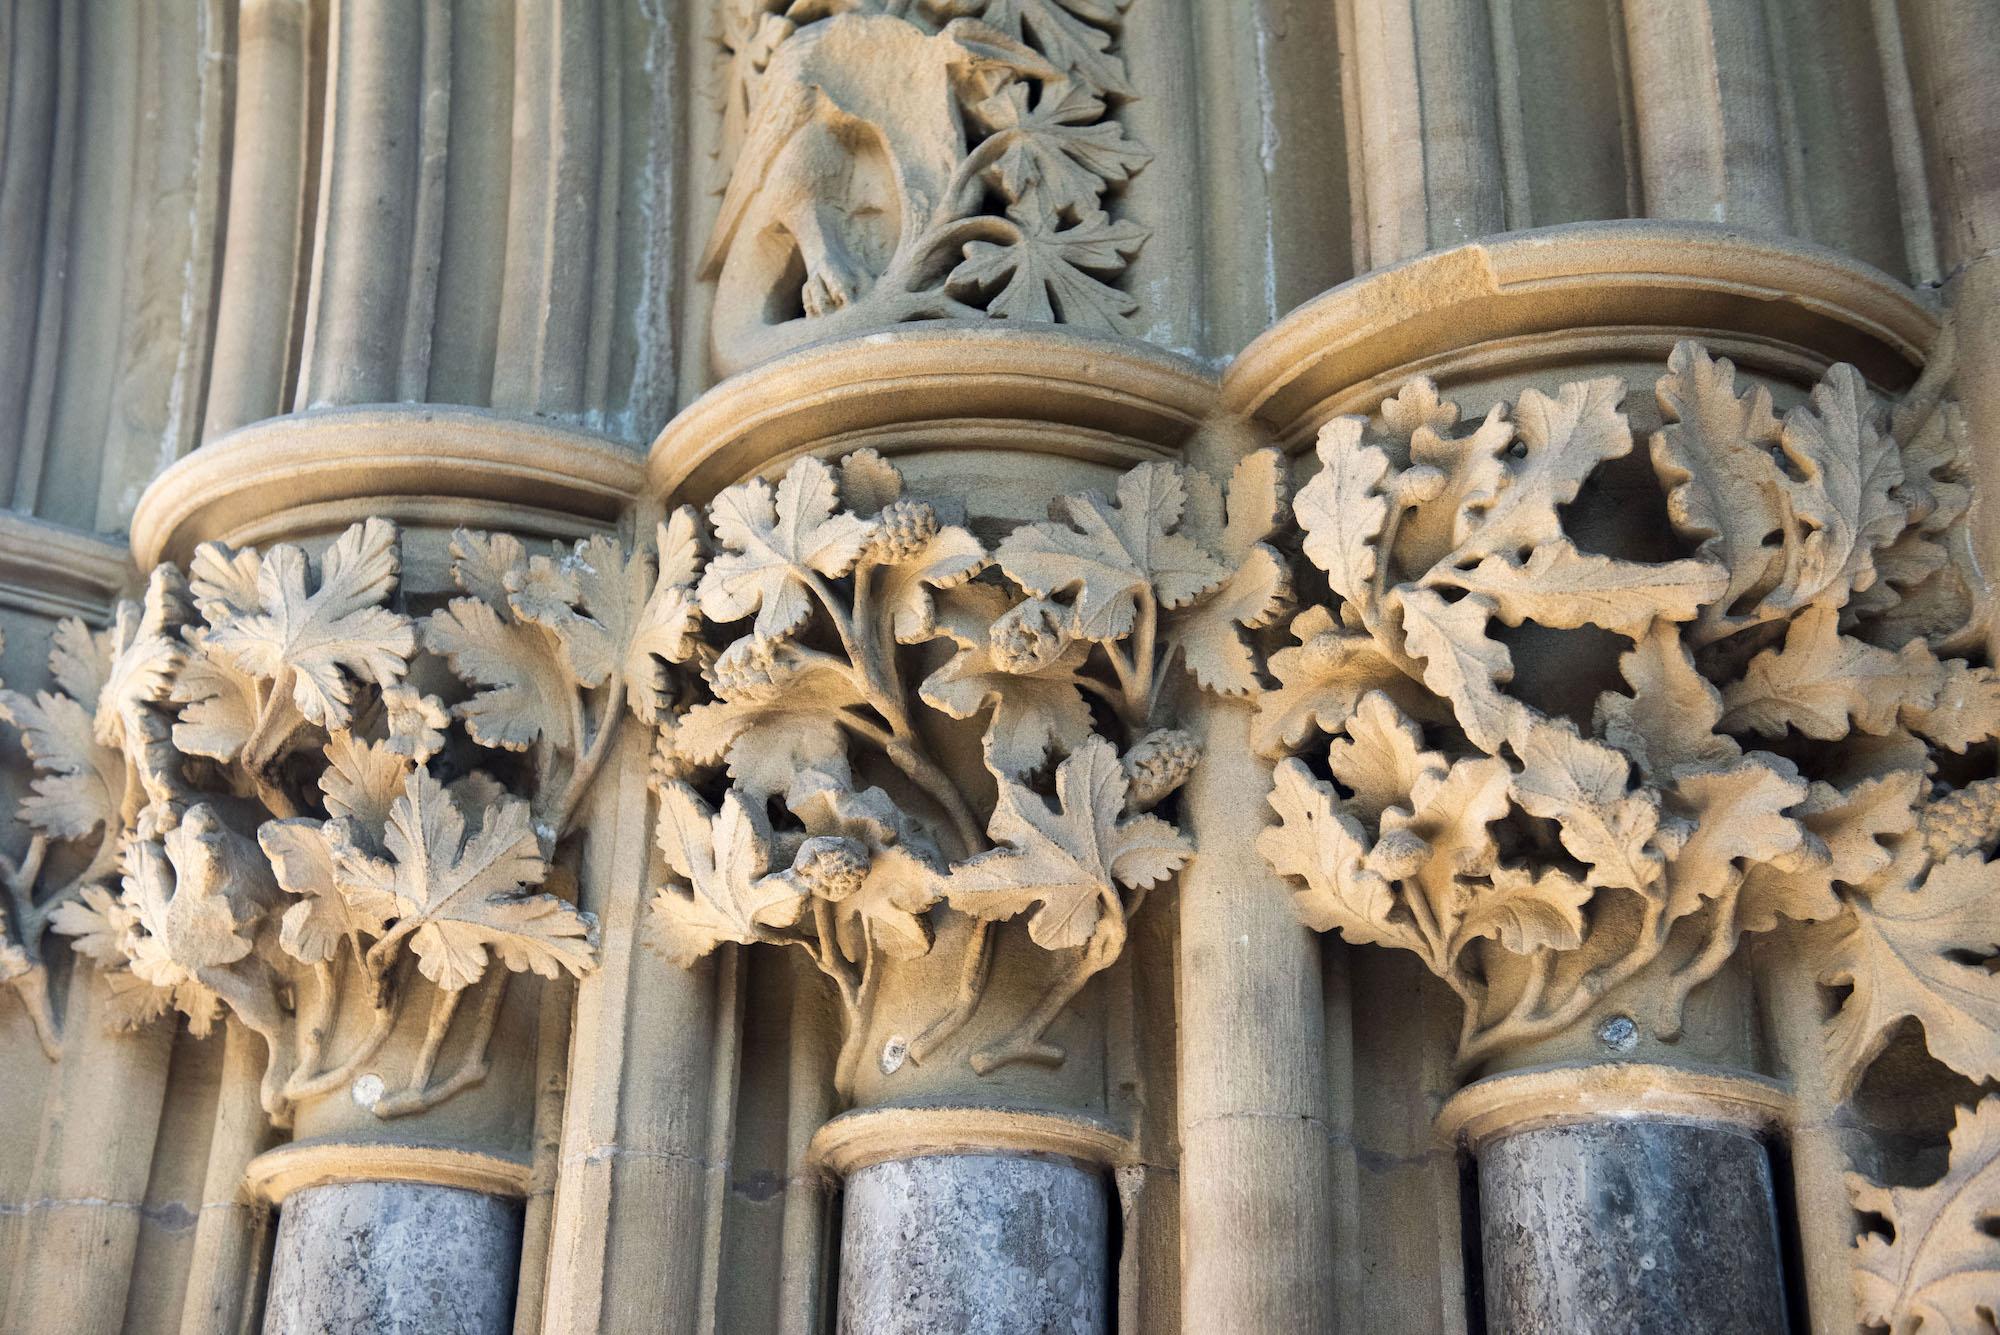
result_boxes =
[1441,1066,1791,1334]
[837,1152,1109,1334]
[264,1181,523,1333]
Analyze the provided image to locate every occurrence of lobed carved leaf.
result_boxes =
[1849,1097,2000,1335]
[1258,343,2000,1079]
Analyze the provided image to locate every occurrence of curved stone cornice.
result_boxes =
[0,514,132,622]
[1224,222,1940,447]
[648,324,1216,506]
[130,405,645,568]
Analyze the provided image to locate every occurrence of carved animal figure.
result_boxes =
[700,11,1050,321]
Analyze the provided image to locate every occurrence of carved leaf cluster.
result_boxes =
[644,447,1241,1090]
[9,519,690,1124]
[709,0,1150,350]
[1257,343,2000,1075]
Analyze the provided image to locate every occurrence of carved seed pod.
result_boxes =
[1123,729,1201,811]
[864,499,941,564]
[1919,779,2000,862]
[707,637,783,703]
[988,597,1075,674]
[792,835,869,901]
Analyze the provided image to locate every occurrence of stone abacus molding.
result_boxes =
[704,0,1151,375]
[1252,340,2000,1328]
[643,444,1280,1092]
[1,515,699,1126]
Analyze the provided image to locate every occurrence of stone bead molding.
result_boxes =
[704,0,1151,375]
[0,518,699,1125]
[645,446,1278,1092]
[1251,340,2000,1329]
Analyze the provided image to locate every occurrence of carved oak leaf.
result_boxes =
[1394,587,1519,753]
[0,688,118,841]
[1172,449,1291,695]
[934,0,1136,97]
[1721,605,1942,740]
[647,783,808,967]
[1507,717,1663,893]
[973,80,1150,222]
[1440,542,1727,637]
[1738,772,1919,933]
[679,640,865,798]
[1649,342,1789,619]
[170,628,262,763]
[1661,756,1807,919]
[1383,754,1513,953]
[1904,662,2000,754]
[1397,401,1512,571]
[261,819,391,965]
[944,737,1190,951]
[1849,1097,2000,1335]
[1769,362,1904,612]
[1452,377,1630,558]
[1295,417,1391,612]
[919,584,1092,777]
[996,464,1223,646]
[1260,759,1409,949]
[331,770,593,991]
[948,209,1146,331]
[1593,620,1740,785]
[700,458,875,644]
[1820,852,2000,1101]
[1455,865,1594,955]
[790,782,944,962]
[1251,607,1419,758]
[1325,690,1433,826]
[205,519,416,732]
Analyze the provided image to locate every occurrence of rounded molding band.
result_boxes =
[243,1139,534,1205]
[1224,220,1940,449]
[1436,1061,1796,1150]
[649,322,1218,504]
[0,513,132,622]
[807,1105,1133,1179]
[130,405,645,568]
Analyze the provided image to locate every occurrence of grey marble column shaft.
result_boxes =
[262,1180,523,1334]
[837,1152,1109,1334]
[1476,1118,1788,1334]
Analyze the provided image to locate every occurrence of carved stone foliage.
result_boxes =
[706,0,1150,373]
[646,447,1283,1093]
[1255,342,1996,1071]
[0,579,182,1057]
[3,519,691,1125]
